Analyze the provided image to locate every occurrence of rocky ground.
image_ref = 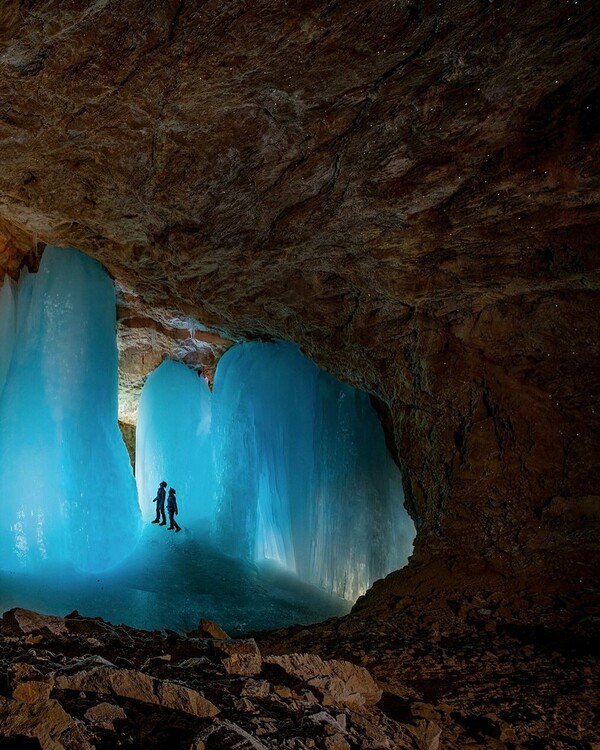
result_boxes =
[0,607,412,750]
[256,583,600,750]
[1,597,598,750]
[0,0,598,618]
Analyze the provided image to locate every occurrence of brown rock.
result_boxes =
[54,665,218,717]
[54,665,156,701]
[410,720,442,750]
[141,653,171,670]
[0,695,93,750]
[323,736,351,750]
[3,608,69,638]
[83,701,127,730]
[198,618,230,640]
[241,679,271,699]
[266,653,381,707]
[9,663,54,703]
[213,639,263,676]
[157,679,219,717]
[12,679,53,703]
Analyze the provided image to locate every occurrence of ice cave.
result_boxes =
[0,4,596,744]
[0,244,414,633]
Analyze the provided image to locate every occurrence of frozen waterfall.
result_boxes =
[0,275,17,398]
[211,342,415,601]
[0,246,140,573]
[136,360,214,524]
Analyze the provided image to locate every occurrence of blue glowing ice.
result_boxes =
[0,246,141,573]
[136,360,215,525]
[0,275,17,398]
[212,342,415,600]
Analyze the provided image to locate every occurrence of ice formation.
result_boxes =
[136,360,214,524]
[212,342,415,601]
[0,275,17,397]
[0,246,140,573]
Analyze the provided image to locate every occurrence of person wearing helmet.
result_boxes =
[152,481,167,525]
[167,487,181,532]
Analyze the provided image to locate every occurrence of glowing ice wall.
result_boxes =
[0,246,141,572]
[212,344,317,569]
[212,342,415,600]
[136,360,214,525]
[0,275,17,397]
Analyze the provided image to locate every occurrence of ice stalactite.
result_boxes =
[135,360,214,525]
[212,342,415,601]
[0,246,140,573]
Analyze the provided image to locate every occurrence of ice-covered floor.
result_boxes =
[0,525,351,636]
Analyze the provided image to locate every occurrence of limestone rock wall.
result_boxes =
[0,0,598,604]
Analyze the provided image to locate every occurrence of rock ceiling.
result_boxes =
[0,0,598,601]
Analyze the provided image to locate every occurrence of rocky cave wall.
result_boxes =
[0,0,598,606]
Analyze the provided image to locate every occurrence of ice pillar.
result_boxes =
[213,344,316,569]
[136,360,214,525]
[212,342,415,600]
[0,275,17,397]
[0,246,141,572]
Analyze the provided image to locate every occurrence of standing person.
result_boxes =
[167,488,181,532]
[152,481,167,525]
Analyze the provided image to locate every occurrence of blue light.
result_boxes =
[0,247,141,573]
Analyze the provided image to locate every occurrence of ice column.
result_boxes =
[212,342,415,600]
[212,343,316,569]
[0,246,141,572]
[0,275,17,397]
[136,360,214,525]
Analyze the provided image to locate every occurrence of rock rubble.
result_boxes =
[0,608,414,749]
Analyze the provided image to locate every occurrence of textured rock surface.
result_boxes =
[0,1,598,611]
[0,607,598,749]
[0,608,415,749]
[265,653,382,707]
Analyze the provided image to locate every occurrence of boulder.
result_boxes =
[198,618,230,640]
[212,639,263,676]
[54,665,218,717]
[265,654,381,708]
[0,695,93,750]
[9,663,54,703]
[83,701,127,730]
[2,608,69,638]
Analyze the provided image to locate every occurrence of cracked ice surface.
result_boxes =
[0,246,141,573]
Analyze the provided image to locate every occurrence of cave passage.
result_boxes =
[136,343,415,602]
[0,245,414,630]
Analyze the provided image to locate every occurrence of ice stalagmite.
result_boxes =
[136,360,214,525]
[212,342,415,601]
[0,246,141,573]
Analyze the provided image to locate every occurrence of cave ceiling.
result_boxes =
[0,0,598,589]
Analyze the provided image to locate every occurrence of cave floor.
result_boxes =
[255,586,600,749]
[0,527,350,636]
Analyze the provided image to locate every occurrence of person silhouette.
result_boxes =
[152,481,167,525]
[167,487,181,532]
